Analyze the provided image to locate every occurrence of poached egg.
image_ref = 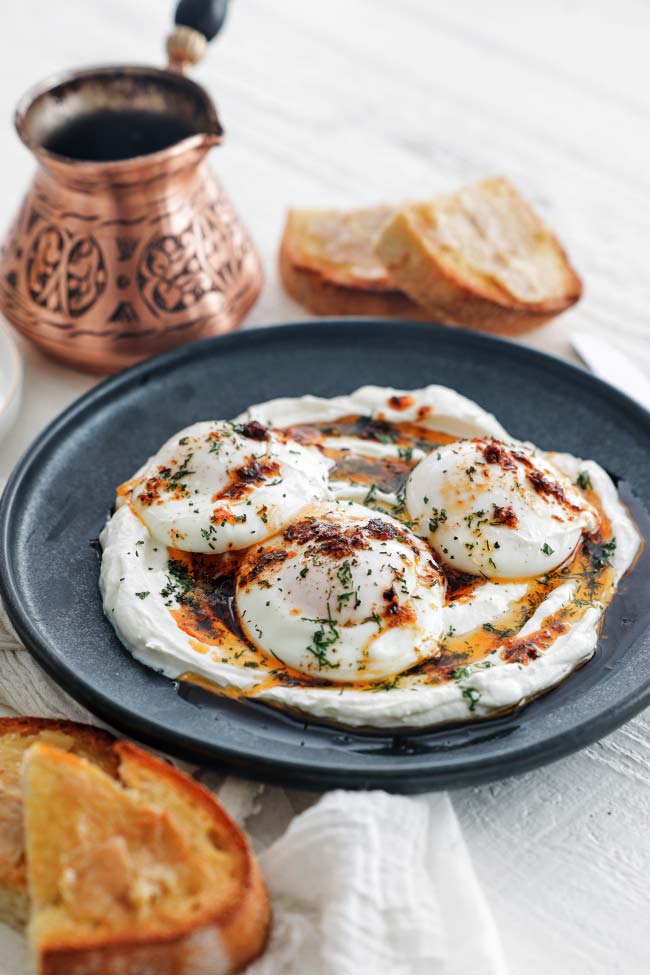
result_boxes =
[235,501,446,682]
[406,438,599,578]
[130,420,331,554]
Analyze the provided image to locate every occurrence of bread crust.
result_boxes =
[375,181,583,336]
[0,718,117,931]
[279,207,436,319]
[0,716,116,749]
[280,239,430,318]
[16,734,270,975]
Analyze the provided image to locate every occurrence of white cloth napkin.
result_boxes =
[0,601,507,975]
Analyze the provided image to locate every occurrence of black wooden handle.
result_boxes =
[175,0,229,42]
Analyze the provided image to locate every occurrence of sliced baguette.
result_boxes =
[374,177,582,335]
[0,717,118,931]
[279,206,430,318]
[21,739,270,975]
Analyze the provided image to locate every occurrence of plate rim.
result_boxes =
[2,318,650,790]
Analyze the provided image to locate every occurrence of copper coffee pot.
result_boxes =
[0,0,262,373]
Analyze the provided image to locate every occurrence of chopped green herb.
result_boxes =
[483,622,515,639]
[576,470,592,490]
[589,537,616,569]
[160,559,199,609]
[451,665,470,680]
[428,507,447,533]
[303,604,341,669]
[362,610,383,631]
[337,560,354,588]
[363,483,378,505]
[398,446,414,462]
[161,451,195,492]
[462,687,481,711]
[394,485,407,515]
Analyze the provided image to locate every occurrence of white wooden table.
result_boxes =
[2,2,649,972]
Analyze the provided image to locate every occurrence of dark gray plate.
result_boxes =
[1,320,650,792]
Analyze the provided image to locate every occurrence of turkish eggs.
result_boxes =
[406,438,599,578]
[100,385,641,728]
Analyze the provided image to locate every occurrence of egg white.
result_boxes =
[406,438,599,578]
[130,420,332,553]
[235,501,446,682]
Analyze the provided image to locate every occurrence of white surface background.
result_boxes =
[1,1,649,972]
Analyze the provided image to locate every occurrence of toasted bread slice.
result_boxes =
[279,206,430,318]
[374,177,582,335]
[0,718,118,931]
[22,740,270,975]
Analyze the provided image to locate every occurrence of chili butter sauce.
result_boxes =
[117,413,650,730]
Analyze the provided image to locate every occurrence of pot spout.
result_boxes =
[16,65,224,166]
